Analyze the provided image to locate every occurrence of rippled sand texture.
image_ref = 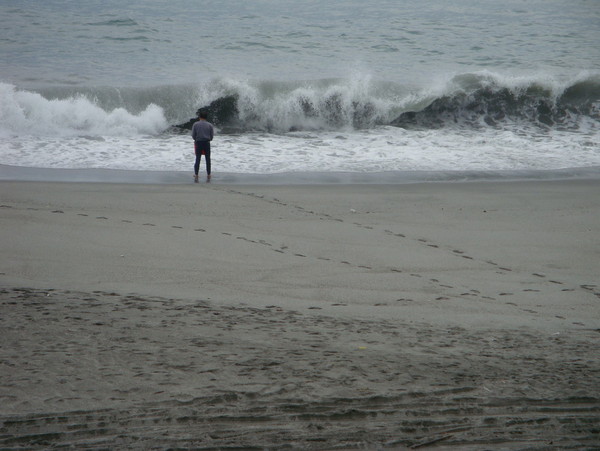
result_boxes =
[1,287,599,449]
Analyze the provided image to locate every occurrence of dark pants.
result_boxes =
[194,141,211,175]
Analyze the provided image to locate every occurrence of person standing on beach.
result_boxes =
[191,110,214,182]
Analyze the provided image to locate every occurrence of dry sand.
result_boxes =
[1,179,599,449]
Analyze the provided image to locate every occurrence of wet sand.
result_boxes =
[1,179,599,449]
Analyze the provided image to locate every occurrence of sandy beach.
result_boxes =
[1,178,599,449]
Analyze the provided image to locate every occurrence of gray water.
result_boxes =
[1,0,599,179]
[3,0,599,86]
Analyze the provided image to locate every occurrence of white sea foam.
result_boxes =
[2,124,599,176]
[0,83,168,138]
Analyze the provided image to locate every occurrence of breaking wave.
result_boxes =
[391,72,600,130]
[0,82,168,138]
[188,72,600,133]
[1,71,598,137]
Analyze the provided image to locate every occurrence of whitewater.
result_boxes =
[1,0,599,182]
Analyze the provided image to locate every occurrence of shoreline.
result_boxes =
[1,178,599,448]
[2,163,600,185]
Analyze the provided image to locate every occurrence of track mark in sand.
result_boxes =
[385,230,406,237]
[34,187,584,301]
[2,288,598,450]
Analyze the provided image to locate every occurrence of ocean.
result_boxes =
[1,0,599,183]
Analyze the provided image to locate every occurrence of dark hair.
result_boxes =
[198,110,208,119]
